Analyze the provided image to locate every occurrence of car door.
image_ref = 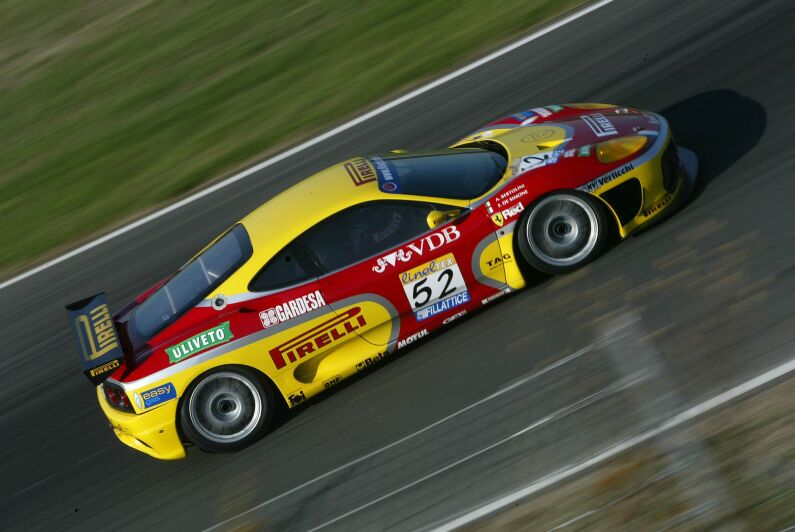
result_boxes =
[297,200,504,350]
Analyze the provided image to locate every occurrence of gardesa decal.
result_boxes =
[269,307,366,369]
[260,290,326,329]
[401,253,470,322]
[166,322,233,364]
[372,225,460,273]
[370,156,399,193]
[134,383,177,410]
[345,158,376,186]
[577,163,634,193]
[491,203,524,227]
[581,113,617,137]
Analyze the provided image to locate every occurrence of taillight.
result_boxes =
[102,383,134,413]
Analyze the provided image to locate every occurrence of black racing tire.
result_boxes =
[180,366,274,453]
[516,190,610,275]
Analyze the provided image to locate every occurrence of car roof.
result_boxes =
[239,155,470,261]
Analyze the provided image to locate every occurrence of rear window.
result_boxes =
[131,225,252,340]
[370,149,506,199]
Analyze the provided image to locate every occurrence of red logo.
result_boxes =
[269,307,366,369]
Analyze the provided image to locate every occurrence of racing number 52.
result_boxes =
[412,269,456,307]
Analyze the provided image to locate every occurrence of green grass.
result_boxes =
[0,0,584,273]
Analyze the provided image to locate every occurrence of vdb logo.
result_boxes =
[491,204,524,227]
[372,225,461,273]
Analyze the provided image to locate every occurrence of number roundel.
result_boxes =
[400,253,471,322]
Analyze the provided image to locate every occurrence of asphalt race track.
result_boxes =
[2,0,794,529]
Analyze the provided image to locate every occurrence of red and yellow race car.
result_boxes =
[67,103,697,459]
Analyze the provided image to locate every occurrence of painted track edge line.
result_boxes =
[433,356,795,531]
[0,0,615,292]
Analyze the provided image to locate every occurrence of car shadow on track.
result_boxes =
[660,89,767,204]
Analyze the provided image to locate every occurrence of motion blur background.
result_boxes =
[1,0,794,530]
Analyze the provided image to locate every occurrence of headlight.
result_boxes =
[596,135,647,163]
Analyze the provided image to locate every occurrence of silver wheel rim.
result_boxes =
[188,371,263,444]
[525,194,599,267]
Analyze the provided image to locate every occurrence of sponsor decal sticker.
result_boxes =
[356,352,387,371]
[269,307,366,369]
[401,253,470,322]
[166,322,233,364]
[511,110,536,121]
[323,375,342,389]
[482,287,511,305]
[89,359,120,378]
[486,253,513,271]
[74,302,121,362]
[577,163,634,193]
[345,158,376,186]
[641,193,672,217]
[370,156,400,193]
[397,329,429,349]
[491,203,524,227]
[581,113,618,137]
[135,383,177,410]
[260,290,326,329]
[514,147,565,175]
[578,145,592,157]
[442,310,467,325]
[373,225,461,273]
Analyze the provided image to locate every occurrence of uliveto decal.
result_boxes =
[269,307,366,369]
[373,225,461,273]
[260,290,326,328]
[166,322,233,364]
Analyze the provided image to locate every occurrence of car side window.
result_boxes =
[299,201,452,273]
[249,244,315,291]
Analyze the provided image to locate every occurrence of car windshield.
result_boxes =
[370,149,506,199]
[131,225,252,340]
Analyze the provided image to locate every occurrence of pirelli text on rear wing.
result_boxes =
[66,293,124,385]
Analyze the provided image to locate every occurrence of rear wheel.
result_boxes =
[180,366,274,453]
[517,191,609,275]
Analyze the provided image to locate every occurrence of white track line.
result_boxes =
[307,372,648,531]
[203,342,597,532]
[0,0,615,292]
[435,355,795,531]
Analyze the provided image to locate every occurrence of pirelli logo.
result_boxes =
[269,307,366,369]
[75,303,120,361]
[345,158,376,186]
[89,359,120,377]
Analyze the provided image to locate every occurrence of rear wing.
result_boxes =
[66,293,124,385]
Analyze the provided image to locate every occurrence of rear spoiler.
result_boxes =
[66,293,124,385]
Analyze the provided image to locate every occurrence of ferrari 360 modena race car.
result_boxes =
[67,103,697,459]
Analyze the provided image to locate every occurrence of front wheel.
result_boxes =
[517,191,610,275]
[180,366,274,453]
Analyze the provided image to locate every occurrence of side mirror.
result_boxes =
[427,209,461,228]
